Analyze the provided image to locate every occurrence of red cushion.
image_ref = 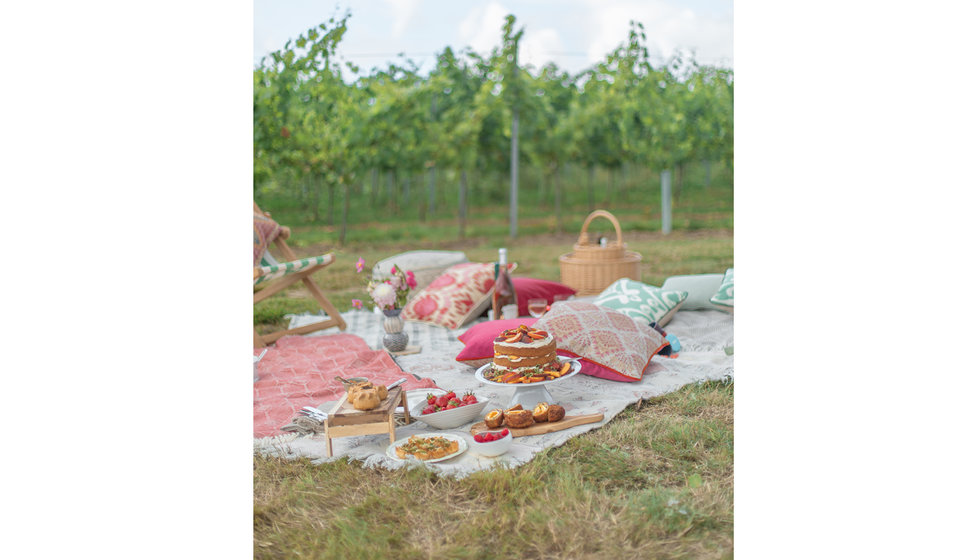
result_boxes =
[455,318,538,367]
[512,277,577,317]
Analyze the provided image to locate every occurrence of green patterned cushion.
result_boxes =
[709,268,734,311]
[594,278,688,326]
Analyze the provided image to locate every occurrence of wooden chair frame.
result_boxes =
[254,202,347,347]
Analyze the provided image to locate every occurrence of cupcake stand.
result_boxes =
[474,357,582,410]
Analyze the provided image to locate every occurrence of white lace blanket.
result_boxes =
[254,308,733,478]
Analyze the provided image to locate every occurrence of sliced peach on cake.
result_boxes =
[504,333,522,343]
[527,330,547,340]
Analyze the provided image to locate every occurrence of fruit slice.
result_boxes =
[527,331,546,340]
[504,333,522,343]
[559,362,572,375]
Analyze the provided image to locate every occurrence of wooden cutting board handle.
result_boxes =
[469,412,605,437]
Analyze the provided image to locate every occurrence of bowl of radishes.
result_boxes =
[471,428,513,457]
[410,390,489,429]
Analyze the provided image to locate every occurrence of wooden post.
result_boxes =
[458,170,468,239]
[661,169,672,234]
[510,109,519,239]
[428,165,436,215]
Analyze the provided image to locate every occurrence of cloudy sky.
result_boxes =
[254,0,733,76]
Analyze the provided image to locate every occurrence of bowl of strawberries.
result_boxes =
[410,390,489,429]
[471,428,512,457]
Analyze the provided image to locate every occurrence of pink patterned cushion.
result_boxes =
[534,301,668,382]
[403,262,514,329]
[253,212,281,267]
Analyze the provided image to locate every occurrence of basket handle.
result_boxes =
[576,210,623,247]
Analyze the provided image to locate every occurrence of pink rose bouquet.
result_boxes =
[357,259,417,311]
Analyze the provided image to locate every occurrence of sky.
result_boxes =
[253,0,733,77]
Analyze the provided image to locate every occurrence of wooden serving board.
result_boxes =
[469,413,604,437]
[328,386,404,426]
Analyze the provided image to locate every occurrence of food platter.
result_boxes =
[474,357,581,387]
[385,432,468,463]
[474,357,581,409]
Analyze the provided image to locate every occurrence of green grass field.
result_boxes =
[254,168,733,559]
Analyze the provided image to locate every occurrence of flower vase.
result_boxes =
[381,308,409,352]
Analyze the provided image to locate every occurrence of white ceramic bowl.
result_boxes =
[471,429,513,457]
[411,396,490,429]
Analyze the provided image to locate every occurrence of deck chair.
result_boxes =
[253,202,347,347]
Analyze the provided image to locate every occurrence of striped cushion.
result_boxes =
[254,252,331,285]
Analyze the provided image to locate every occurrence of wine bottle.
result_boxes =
[492,248,516,320]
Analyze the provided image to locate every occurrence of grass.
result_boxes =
[254,379,733,560]
[254,176,733,558]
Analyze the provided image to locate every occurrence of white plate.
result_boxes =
[474,357,581,387]
[385,433,468,463]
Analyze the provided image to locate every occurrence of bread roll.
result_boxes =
[352,389,381,410]
[532,402,550,423]
[504,409,533,428]
[547,404,565,422]
[485,409,504,428]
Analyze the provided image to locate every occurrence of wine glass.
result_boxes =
[528,298,549,318]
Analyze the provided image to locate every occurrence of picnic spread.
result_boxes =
[254,299,733,477]
[253,208,733,478]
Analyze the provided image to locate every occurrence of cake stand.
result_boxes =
[474,357,582,409]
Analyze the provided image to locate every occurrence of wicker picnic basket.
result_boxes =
[559,210,642,296]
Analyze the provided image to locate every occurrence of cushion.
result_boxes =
[402,262,515,329]
[710,268,734,311]
[512,277,577,317]
[455,318,538,367]
[253,212,281,267]
[661,273,724,311]
[593,278,689,326]
[534,302,668,382]
[373,251,469,297]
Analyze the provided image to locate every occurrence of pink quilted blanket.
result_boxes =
[253,334,438,438]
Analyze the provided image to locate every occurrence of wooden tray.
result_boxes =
[469,413,604,437]
[327,386,404,426]
[324,387,411,458]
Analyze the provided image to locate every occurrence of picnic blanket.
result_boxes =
[254,307,733,478]
[253,334,438,438]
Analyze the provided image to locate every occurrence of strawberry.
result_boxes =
[445,391,457,400]
[448,398,461,407]
[426,394,437,405]
[462,395,478,405]
[474,433,486,443]
[435,395,449,408]
[446,403,457,409]
[422,405,436,415]
[500,429,509,437]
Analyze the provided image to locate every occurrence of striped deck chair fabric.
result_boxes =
[254,251,333,286]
